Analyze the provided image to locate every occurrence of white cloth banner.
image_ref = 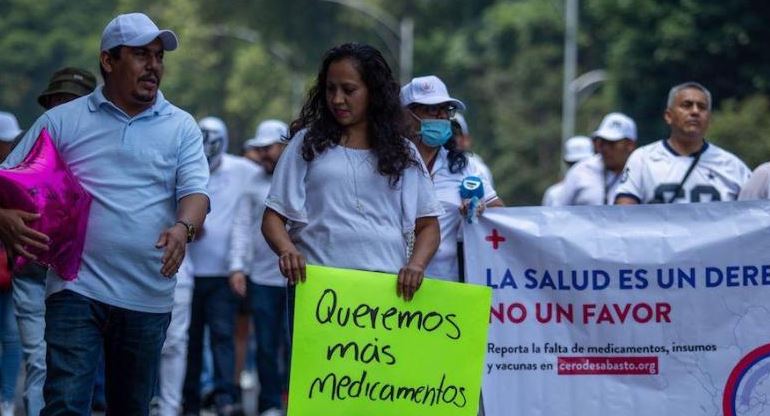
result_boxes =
[463,201,770,416]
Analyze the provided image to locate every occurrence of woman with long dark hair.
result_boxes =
[261,43,442,301]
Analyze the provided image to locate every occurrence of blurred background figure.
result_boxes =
[556,112,636,206]
[0,112,22,162]
[14,66,98,416]
[542,135,593,206]
[453,113,495,188]
[230,119,289,416]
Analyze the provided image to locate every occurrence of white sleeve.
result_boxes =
[553,167,581,206]
[468,158,499,204]
[612,149,645,203]
[229,191,255,273]
[264,130,309,223]
[400,145,444,234]
[739,163,769,201]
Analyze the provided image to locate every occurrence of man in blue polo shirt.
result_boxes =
[0,12,209,414]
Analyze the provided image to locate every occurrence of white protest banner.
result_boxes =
[463,202,770,416]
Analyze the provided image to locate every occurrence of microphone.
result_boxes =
[459,176,484,224]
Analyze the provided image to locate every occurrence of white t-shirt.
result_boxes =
[468,153,495,188]
[265,130,443,275]
[555,155,620,206]
[426,148,498,282]
[188,154,263,276]
[739,162,770,201]
[613,140,750,204]
[229,169,285,286]
[542,181,564,206]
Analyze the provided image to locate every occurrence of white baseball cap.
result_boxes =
[245,120,288,149]
[100,13,178,52]
[400,75,466,110]
[564,136,594,163]
[0,111,22,142]
[592,112,637,141]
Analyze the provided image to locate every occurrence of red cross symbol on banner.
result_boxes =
[485,229,506,249]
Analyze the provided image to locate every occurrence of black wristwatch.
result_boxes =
[175,220,196,243]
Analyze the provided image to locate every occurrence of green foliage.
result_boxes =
[2,0,769,204]
[710,95,770,170]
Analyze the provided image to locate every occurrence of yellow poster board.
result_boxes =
[287,265,492,416]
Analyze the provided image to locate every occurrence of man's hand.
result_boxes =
[155,223,187,278]
[0,208,49,260]
[229,271,247,297]
[397,262,424,302]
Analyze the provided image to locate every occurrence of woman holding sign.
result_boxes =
[262,43,442,301]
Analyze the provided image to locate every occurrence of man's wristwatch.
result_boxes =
[175,220,196,243]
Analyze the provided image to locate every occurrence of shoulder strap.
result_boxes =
[667,150,703,203]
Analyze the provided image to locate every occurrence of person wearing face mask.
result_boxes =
[401,75,503,282]
[182,116,261,416]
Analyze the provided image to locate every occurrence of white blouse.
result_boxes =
[266,129,443,274]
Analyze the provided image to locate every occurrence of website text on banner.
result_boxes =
[464,202,770,416]
[287,265,492,416]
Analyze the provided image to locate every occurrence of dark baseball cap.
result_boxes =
[38,67,97,108]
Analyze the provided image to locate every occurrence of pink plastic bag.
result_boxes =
[0,128,92,280]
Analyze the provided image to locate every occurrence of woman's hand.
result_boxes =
[279,248,306,285]
[397,262,424,301]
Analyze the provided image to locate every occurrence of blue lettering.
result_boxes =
[524,269,537,289]
[500,269,517,289]
[540,271,556,289]
[619,269,633,290]
[743,266,759,286]
[705,267,722,288]
[594,270,610,290]
[485,268,498,289]
[634,269,649,289]
[725,266,740,287]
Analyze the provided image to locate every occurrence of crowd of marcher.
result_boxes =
[0,11,767,416]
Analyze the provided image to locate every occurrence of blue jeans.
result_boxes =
[248,282,289,412]
[0,289,21,403]
[13,264,47,415]
[42,290,170,416]
[183,277,237,413]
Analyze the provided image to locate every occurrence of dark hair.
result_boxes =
[447,119,469,174]
[98,46,123,81]
[289,43,416,186]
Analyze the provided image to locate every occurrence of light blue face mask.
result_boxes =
[420,119,453,148]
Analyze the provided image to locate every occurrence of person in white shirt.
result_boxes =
[542,135,594,206]
[261,43,442,303]
[183,116,261,416]
[739,163,770,200]
[229,119,290,416]
[401,75,503,282]
[615,82,750,204]
[556,113,637,206]
[453,113,495,188]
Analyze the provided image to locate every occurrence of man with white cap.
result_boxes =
[615,82,750,204]
[183,116,261,416]
[402,76,502,282]
[542,135,594,206]
[230,119,289,416]
[0,112,22,162]
[555,113,637,206]
[0,12,210,414]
